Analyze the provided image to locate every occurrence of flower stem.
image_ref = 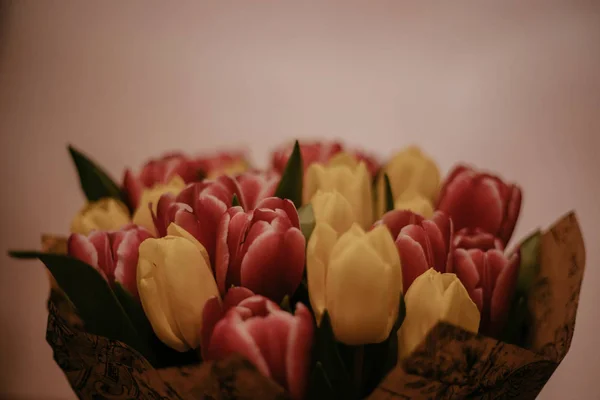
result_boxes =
[354,345,364,395]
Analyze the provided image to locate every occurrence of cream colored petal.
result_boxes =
[397,269,446,360]
[328,152,359,169]
[137,238,187,351]
[160,236,219,349]
[394,194,434,218]
[326,240,394,345]
[137,236,219,351]
[364,225,403,293]
[352,162,374,228]
[304,164,327,205]
[441,278,480,334]
[310,190,357,235]
[70,198,131,235]
[167,223,210,267]
[329,223,365,263]
[306,222,339,324]
[132,177,185,235]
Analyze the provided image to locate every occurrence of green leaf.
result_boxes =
[315,312,355,399]
[516,230,541,295]
[500,230,542,346]
[306,362,335,400]
[279,295,292,313]
[68,145,124,203]
[274,140,303,208]
[383,173,395,213]
[298,203,315,242]
[10,251,144,356]
[232,193,241,207]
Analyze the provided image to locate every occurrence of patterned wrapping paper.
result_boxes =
[40,212,585,400]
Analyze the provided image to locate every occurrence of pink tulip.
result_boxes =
[454,228,504,251]
[235,170,281,210]
[67,224,153,297]
[123,152,202,209]
[215,197,305,303]
[152,175,243,267]
[195,151,248,177]
[453,248,519,337]
[436,164,522,246]
[376,210,453,291]
[203,294,314,400]
[271,141,344,173]
[272,141,380,178]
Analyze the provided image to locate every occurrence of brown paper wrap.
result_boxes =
[42,212,585,399]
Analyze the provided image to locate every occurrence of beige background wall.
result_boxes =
[1,1,599,399]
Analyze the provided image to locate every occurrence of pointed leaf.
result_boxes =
[68,145,124,203]
[298,203,315,242]
[274,140,303,208]
[232,193,241,208]
[9,251,145,356]
[501,230,542,346]
[383,173,394,213]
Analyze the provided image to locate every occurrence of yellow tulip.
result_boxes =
[393,192,434,218]
[307,223,402,345]
[397,269,480,360]
[70,198,131,235]
[304,158,373,229]
[137,234,219,352]
[132,176,186,235]
[310,190,357,235]
[377,146,440,217]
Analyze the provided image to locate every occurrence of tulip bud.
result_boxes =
[132,176,186,236]
[215,197,305,302]
[122,152,203,209]
[393,193,434,218]
[71,197,131,235]
[68,225,152,297]
[151,176,243,267]
[397,269,480,360]
[376,210,453,292]
[307,223,402,345]
[137,235,219,352]
[196,152,249,179]
[376,146,440,217]
[453,248,519,337]
[437,164,522,245]
[310,190,357,235]
[70,198,131,235]
[235,170,281,210]
[204,295,314,400]
[454,228,504,251]
[304,159,373,229]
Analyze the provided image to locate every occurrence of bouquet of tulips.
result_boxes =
[11,140,585,400]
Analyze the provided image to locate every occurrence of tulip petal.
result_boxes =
[208,310,271,377]
[499,184,522,245]
[67,233,100,270]
[113,229,151,297]
[200,296,222,359]
[377,210,424,240]
[123,168,142,209]
[256,197,300,228]
[286,304,315,400]
[306,223,339,323]
[326,240,395,345]
[487,252,519,336]
[395,230,430,291]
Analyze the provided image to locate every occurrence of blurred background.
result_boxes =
[1,1,599,399]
